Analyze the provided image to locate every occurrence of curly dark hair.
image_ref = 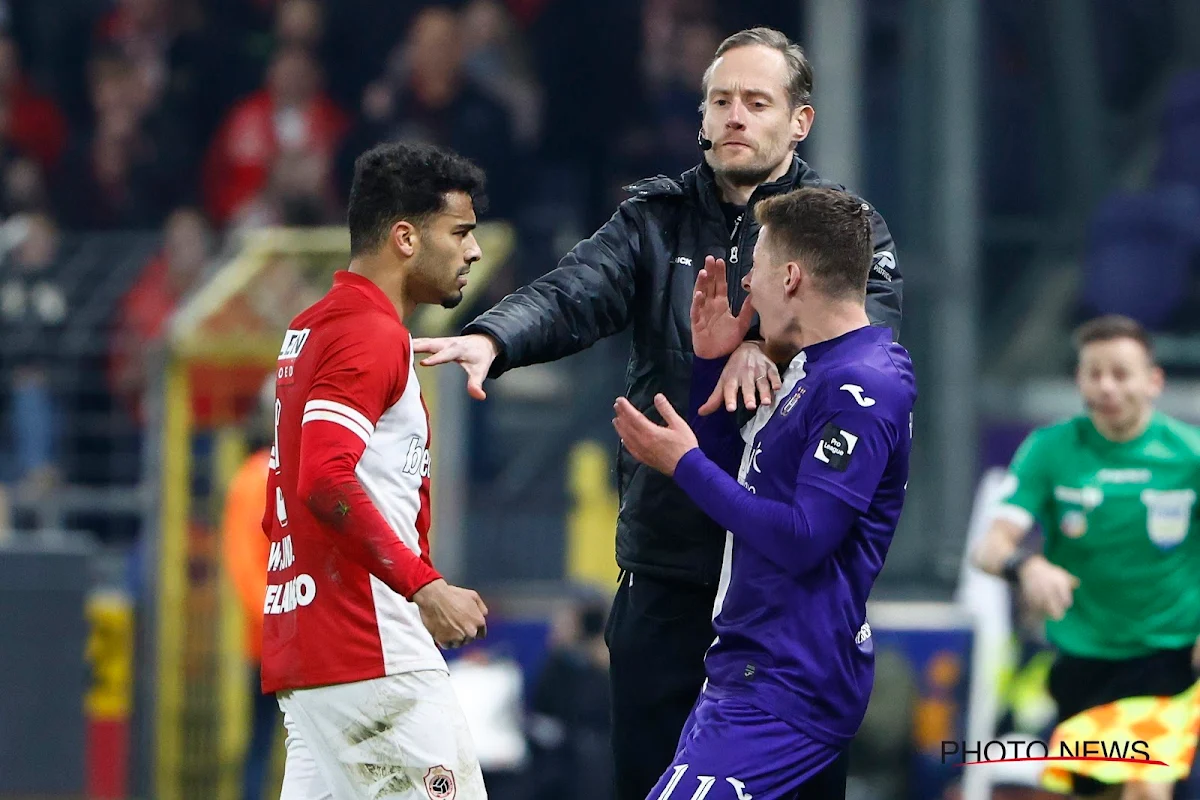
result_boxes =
[346,141,487,256]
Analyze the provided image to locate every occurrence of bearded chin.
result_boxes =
[716,160,777,189]
[440,291,464,310]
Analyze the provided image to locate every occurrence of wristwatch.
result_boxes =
[1000,550,1032,584]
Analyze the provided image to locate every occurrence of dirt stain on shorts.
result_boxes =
[341,699,425,798]
[356,762,416,798]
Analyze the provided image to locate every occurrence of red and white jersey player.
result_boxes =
[263,141,490,800]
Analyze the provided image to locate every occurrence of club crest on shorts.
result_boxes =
[424,765,456,799]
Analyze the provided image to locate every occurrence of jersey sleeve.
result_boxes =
[689,354,745,477]
[794,380,904,513]
[295,330,442,598]
[304,328,404,439]
[995,429,1054,531]
[673,447,861,575]
[671,373,908,576]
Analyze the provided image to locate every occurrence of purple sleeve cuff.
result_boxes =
[673,447,711,492]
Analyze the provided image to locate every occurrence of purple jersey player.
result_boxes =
[614,187,916,800]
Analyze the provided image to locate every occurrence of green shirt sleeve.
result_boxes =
[996,429,1054,531]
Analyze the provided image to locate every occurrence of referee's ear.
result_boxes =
[1149,364,1165,400]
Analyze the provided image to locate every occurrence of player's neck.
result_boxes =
[1092,406,1154,443]
[348,257,411,322]
[797,301,871,350]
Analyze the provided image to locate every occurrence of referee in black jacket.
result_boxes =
[415,27,902,800]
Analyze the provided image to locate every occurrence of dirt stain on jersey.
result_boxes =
[324,553,343,585]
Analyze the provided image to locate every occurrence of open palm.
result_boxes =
[690,256,755,359]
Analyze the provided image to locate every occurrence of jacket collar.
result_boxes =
[694,152,804,207]
[622,152,812,204]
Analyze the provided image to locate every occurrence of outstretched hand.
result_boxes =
[612,394,698,476]
[691,255,756,360]
[411,334,499,401]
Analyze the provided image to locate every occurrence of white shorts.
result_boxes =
[277,670,488,800]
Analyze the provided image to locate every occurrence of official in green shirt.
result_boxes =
[974,314,1200,800]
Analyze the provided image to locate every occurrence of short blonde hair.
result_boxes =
[755,187,872,300]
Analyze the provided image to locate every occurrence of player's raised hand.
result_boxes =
[612,394,698,476]
[412,579,489,649]
[411,334,499,401]
[702,341,782,416]
[690,256,755,360]
[1018,556,1080,621]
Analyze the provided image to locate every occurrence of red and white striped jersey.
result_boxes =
[261,270,445,693]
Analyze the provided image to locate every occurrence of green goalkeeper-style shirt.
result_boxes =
[997,411,1200,659]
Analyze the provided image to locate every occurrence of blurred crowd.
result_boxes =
[0,0,800,235]
[0,0,798,520]
[0,0,1194,530]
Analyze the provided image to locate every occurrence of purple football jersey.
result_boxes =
[674,325,916,746]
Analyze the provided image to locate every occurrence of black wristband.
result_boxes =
[1001,550,1032,584]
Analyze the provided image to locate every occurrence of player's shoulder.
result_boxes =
[818,347,915,417]
[1151,412,1200,454]
[300,283,405,337]
[1016,417,1087,462]
[286,290,409,370]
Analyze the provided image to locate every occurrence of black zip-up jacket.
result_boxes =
[463,154,902,588]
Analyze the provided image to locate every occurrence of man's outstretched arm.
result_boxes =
[463,203,643,377]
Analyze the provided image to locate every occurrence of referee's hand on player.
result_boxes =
[413,333,499,401]
[413,578,489,649]
[688,256,780,415]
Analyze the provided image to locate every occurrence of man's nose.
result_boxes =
[726,100,747,127]
[741,271,752,292]
[465,235,482,263]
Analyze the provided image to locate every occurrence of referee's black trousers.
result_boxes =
[605,570,717,800]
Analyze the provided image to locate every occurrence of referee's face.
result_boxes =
[1076,337,1163,439]
[701,45,809,187]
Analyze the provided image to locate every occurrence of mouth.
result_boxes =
[721,141,752,151]
[456,268,470,287]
